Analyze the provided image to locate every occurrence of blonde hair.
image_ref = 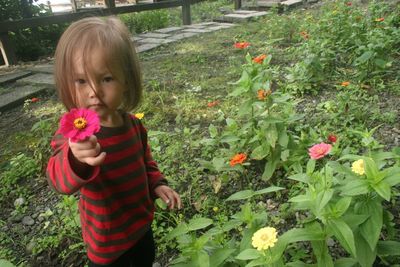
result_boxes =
[54,16,142,111]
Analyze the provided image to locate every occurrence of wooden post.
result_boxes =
[0,33,17,66]
[71,0,78,12]
[105,0,116,8]
[234,0,241,10]
[182,0,191,25]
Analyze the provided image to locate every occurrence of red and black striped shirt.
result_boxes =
[46,113,167,265]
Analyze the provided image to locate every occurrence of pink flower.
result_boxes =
[31,97,40,103]
[308,142,332,160]
[60,108,100,142]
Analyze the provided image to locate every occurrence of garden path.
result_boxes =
[0,10,272,113]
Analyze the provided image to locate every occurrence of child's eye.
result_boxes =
[75,79,86,84]
[103,76,114,83]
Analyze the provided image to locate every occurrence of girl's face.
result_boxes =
[72,48,126,127]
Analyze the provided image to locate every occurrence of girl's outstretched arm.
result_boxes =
[46,131,100,195]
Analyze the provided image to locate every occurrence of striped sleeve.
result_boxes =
[46,130,100,195]
[133,117,168,194]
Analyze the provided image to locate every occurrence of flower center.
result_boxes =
[73,117,87,130]
[261,234,269,241]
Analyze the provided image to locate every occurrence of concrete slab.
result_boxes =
[136,43,161,53]
[168,32,199,41]
[182,28,214,33]
[281,0,303,6]
[16,73,54,86]
[216,11,268,23]
[0,85,48,112]
[154,26,182,33]
[27,64,54,74]
[0,71,32,85]
[138,32,171,38]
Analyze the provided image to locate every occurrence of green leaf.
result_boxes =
[262,148,280,180]
[209,124,218,138]
[306,159,315,175]
[167,223,189,240]
[354,232,376,267]
[278,131,289,147]
[212,157,226,172]
[383,167,400,186]
[188,217,213,231]
[363,157,381,182]
[280,227,325,244]
[327,218,357,257]
[334,258,357,267]
[251,145,269,160]
[0,260,16,267]
[226,190,254,201]
[377,241,400,256]
[288,173,309,183]
[340,179,369,196]
[371,180,391,201]
[245,258,269,267]
[316,189,334,214]
[196,250,210,267]
[221,135,241,144]
[358,199,382,251]
[334,197,352,217]
[236,248,262,260]
[254,186,284,196]
[355,51,374,65]
[210,248,236,267]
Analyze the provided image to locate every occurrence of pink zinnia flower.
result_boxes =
[234,42,250,49]
[60,108,100,142]
[308,142,332,160]
[31,97,40,103]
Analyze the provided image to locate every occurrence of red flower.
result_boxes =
[234,42,250,49]
[207,100,220,107]
[341,81,350,87]
[346,2,352,6]
[60,108,100,142]
[375,17,384,22]
[300,31,310,40]
[31,97,40,103]
[230,153,247,167]
[257,89,272,100]
[328,134,337,143]
[253,54,267,64]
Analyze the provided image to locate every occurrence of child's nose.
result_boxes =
[89,84,103,98]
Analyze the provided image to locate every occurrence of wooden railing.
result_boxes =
[0,0,207,66]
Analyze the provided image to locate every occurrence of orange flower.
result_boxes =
[341,81,350,87]
[207,100,220,107]
[300,31,310,39]
[230,153,247,167]
[375,17,384,22]
[253,54,267,64]
[234,42,250,49]
[31,97,40,103]
[257,89,272,100]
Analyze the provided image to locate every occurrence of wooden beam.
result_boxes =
[0,0,183,32]
[0,33,17,66]
[105,0,116,8]
[182,0,191,25]
[71,0,78,12]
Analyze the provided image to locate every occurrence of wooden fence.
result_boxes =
[0,0,239,66]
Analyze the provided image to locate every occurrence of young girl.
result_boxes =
[46,17,181,267]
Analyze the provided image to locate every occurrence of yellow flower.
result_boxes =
[251,227,278,251]
[212,207,219,212]
[352,159,365,175]
[135,113,144,120]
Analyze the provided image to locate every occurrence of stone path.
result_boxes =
[0,6,306,112]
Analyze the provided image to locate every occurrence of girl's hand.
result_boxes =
[154,185,182,210]
[69,135,106,167]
